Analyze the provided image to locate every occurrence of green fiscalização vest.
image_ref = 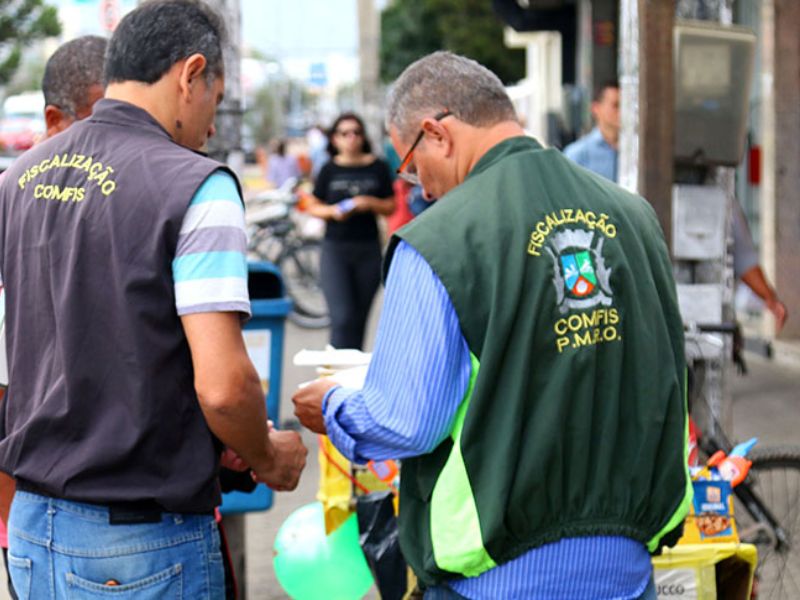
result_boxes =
[386,136,691,587]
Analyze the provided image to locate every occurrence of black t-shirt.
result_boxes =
[313,158,394,241]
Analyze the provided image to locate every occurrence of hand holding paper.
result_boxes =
[292,378,339,434]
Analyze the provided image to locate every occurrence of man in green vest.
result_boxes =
[294,51,690,599]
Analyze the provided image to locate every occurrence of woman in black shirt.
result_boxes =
[306,113,396,349]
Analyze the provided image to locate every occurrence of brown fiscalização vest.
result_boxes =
[0,99,239,513]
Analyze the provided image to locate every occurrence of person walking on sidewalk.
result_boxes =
[304,112,396,350]
[294,51,689,600]
[0,2,306,598]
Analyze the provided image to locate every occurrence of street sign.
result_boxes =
[100,0,120,33]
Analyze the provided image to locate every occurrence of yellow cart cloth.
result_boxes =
[316,435,395,534]
[652,543,757,600]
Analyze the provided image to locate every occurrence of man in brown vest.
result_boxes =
[0,2,306,598]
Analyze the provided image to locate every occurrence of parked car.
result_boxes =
[0,115,45,153]
[0,155,15,174]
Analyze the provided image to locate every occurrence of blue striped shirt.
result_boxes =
[324,241,652,599]
[172,171,250,317]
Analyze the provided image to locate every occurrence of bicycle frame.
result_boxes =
[698,424,790,554]
[687,320,793,559]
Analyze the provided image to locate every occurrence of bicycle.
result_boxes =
[686,323,800,600]
[246,184,330,329]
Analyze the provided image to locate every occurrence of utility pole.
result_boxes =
[617,0,639,195]
[357,0,383,152]
[618,0,674,247]
[620,0,744,436]
[762,0,800,343]
[205,0,244,176]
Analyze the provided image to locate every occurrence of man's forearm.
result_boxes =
[741,265,777,304]
[182,311,305,487]
[197,373,274,474]
[365,195,396,215]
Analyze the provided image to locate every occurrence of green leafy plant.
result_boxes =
[0,0,61,86]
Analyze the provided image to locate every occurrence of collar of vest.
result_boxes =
[384,136,547,282]
[88,98,173,141]
[465,135,544,182]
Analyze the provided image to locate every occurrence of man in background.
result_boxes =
[563,80,619,182]
[0,34,108,600]
[42,35,108,138]
[563,82,787,332]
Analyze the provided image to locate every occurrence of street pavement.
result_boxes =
[238,296,384,599]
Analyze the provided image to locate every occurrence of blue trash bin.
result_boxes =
[220,261,292,515]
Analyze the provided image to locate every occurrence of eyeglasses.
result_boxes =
[335,128,363,138]
[395,109,451,185]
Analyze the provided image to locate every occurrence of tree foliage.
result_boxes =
[5,54,45,95]
[245,84,282,146]
[0,0,61,86]
[380,0,524,85]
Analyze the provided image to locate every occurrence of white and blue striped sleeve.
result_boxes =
[172,170,251,317]
[323,241,472,463]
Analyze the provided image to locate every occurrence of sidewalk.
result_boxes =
[731,350,800,446]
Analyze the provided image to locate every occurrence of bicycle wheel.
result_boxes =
[734,445,800,600]
[247,220,290,265]
[278,240,330,329]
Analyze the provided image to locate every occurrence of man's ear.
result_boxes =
[44,104,70,137]
[178,53,208,101]
[421,116,453,156]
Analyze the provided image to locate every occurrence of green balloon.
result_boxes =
[273,502,374,600]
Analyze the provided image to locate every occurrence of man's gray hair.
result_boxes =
[385,51,518,141]
[42,35,108,116]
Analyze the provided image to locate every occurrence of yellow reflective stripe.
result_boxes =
[647,367,693,552]
[430,353,497,576]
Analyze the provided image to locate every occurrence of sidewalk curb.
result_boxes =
[771,340,800,372]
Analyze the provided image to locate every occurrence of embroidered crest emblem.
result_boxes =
[546,229,613,313]
[560,250,597,297]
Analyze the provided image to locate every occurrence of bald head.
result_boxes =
[42,35,108,137]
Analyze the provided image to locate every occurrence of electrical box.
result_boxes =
[674,20,756,167]
[672,185,727,260]
[677,284,723,326]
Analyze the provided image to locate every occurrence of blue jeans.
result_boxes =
[7,491,224,599]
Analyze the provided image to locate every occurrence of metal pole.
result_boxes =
[619,0,675,248]
[357,0,383,153]
[206,0,244,176]
[617,0,639,194]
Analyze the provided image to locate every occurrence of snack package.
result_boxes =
[679,478,739,544]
